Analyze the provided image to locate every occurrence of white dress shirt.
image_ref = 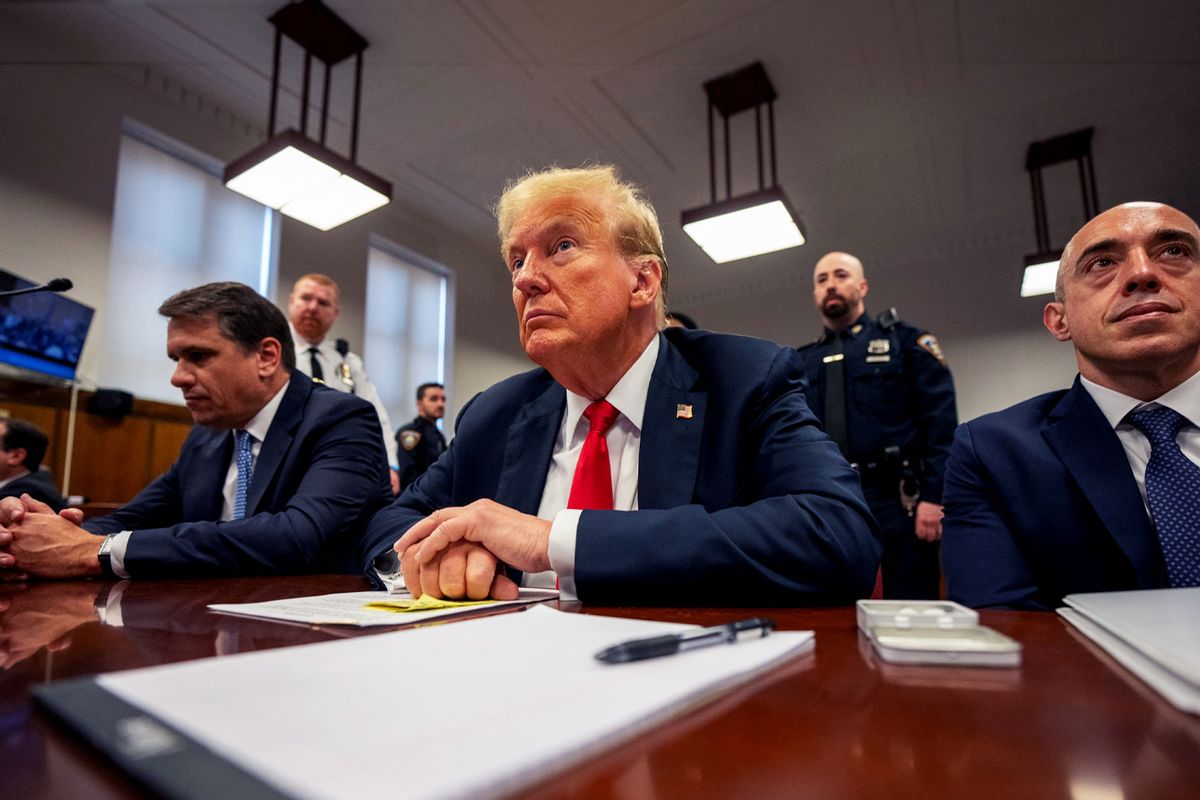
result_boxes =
[107,381,290,579]
[1080,369,1200,508]
[528,334,662,599]
[291,323,399,467]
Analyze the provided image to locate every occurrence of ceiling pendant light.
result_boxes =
[1021,128,1099,297]
[681,62,805,264]
[224,0,392,231]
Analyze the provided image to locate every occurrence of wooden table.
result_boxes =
[1,576,1197,799]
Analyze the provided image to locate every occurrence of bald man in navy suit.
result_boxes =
[943,202,1200,609]
[361,166,879,605]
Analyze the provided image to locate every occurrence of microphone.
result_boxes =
[0,278,74,299]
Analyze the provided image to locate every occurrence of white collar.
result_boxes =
[290,322,327,352]
[1080,368,1200,429]
[241,379,290,443]
[561,334,661,444]
[0,469,31,490]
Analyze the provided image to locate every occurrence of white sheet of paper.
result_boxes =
[207,588,559,627]
[1059,586,1200,715]
[97,605,814,800]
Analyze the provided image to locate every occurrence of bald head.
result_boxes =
[1055,202,1200,303]
[812,251,869,329]
[814,252,865,282]
[1043,201,1200,400]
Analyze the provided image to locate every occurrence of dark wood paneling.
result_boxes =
[0,376,194,503]
[148,418,194,477]
[66,412,154,501]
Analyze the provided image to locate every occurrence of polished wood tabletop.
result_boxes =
[1,576,1197,800]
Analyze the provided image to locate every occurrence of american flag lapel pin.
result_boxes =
[676,403,693,419]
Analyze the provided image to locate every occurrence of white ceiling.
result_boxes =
[3,0,1200,332]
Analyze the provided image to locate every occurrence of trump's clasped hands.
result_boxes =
[393,499,554,600]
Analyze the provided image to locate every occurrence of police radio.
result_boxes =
[877,307,900,330]
[335,338,356,394]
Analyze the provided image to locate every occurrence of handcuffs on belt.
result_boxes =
[851,445,921,517]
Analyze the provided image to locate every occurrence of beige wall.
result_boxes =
[0,62,528,429]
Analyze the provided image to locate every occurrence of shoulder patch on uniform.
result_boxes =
[399,430,422,451]
[917,333,947,365]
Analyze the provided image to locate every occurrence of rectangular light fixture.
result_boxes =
[1021,128,1096,296]
[224,129,391,231]
[1020,251,1062,297]
[681,187,805,264]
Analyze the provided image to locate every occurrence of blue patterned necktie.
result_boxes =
[233,429,255,521]
[1128,406,1200,587]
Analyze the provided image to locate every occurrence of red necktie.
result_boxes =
[568,400,620,510]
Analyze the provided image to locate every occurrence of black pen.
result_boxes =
[595,617,776,664]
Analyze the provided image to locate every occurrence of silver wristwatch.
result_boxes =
[97,533,117,579]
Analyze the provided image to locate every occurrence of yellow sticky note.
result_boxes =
[364,595,492,614]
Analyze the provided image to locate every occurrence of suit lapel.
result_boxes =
[1043,378,1162,585]
[245,378,309,515]
[639,335,705,509]
[494,378,565,514]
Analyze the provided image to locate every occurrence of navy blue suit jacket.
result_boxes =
[942,377,1167,609]
[361,329,880,604]
[84,377,392,577]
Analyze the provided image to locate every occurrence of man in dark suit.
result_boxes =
[361,165,879,604]
[0,282,390,579]
[0,419,66,512]
[942,202,1200,609]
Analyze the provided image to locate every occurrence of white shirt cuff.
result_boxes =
[95,580,132,626]
[547,508,581,601]
[109,530,133,579]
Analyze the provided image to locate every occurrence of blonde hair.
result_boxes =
[292,273,340,303]
[496,165,669,325]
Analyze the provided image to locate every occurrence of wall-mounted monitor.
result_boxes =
[0,269,93,381]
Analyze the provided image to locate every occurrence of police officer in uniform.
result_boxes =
[287,273,401,494]
[798,252,956,599]
[395,382,447,492]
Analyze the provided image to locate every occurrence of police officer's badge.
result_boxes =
[917,333,947,365]
[867,339,890,354]
[399,430,422,451]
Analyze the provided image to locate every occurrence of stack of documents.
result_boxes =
[1058,587,1200,715]
[208,587,559,627]
[36,605,814,799]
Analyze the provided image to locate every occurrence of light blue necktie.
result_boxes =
[1128,406,1200,587]
[233,429,255,521]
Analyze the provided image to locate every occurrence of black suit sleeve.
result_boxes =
[359,400,480,579]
